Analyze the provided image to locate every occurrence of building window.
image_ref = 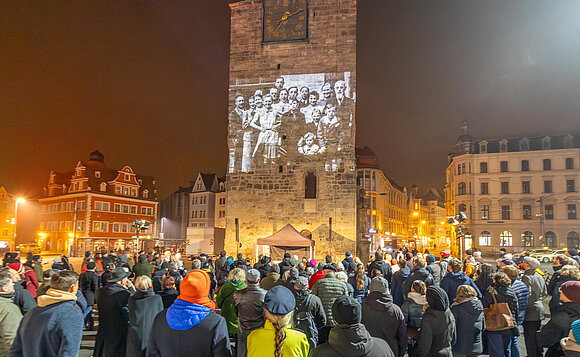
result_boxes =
[114,204,121,212]
[94,201,110,211]
[500,140,508,153]
[501,205,511,220]
[480,182,488,195]
[458,182,466,195]
[78,201,86,210]
[519,138,529,151]
[481,205,490,220]
[143,190,149,198]
[545,231,557,247]
[545,204,554,220]
[305,173,317,199]
[141,207,153,216]
[200,210,206,218]
[479,231,492,246]
[501,182,509,194]
[480,162,488,173]
[522,231,534,247]
[500,231,513,246]
[566,158,574,170]
[112,223,120,233]
[542,136,551,150]
[564,135,574,149]
[130,205,137,214]
[544,180,552,193]
[93,221,108,232]
[522,181,530,194]
[521,160,529,171]
[543,159,551,171]
[462,163,466,174]
[131,188,137,196]
[500,161,508,172]
[123,204,129,214]
[480,141,488,154]
[569,204,577,220]
[95,171,101,178]
[124,173,130,181]
[567,180,576,193]
[192,211,197,218]
[523,205,532,220]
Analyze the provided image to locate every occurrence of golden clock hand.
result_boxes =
[286,8,303,18]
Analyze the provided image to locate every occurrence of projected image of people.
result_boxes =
[228,72,355,173]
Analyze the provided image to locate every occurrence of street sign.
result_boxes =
[368,228,377,234]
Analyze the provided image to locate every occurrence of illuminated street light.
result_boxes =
[413,211,419,216]
[12,197,26,251]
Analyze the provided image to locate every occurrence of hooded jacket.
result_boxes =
[450,297,484,355]
[439,271,481,301]
[216,280,247,334]
[147,299,231,357]
[294,289,327,329]
[259,271,280,290]
[402,266,434,296]
[282,268,300,291]
[481,283,519,335]
[427,263,442,286]
[126,289,163,357]
[342,256,356,272]
[401,292,426,329]
[417,287,456,357]
[538,301,580,357]
[310,323,395,357]
[391,266,410,306]
[0,294,22,356]
[94,283,135,357]
[361,291,407,357]
[367,259,392,283]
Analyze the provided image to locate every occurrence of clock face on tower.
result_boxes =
[263,0,308,42]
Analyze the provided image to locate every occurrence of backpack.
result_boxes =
[293,294,318,350]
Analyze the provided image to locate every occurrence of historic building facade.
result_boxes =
[0,186,14,249]
[225,0,358,260]
[446,121,580,253]
[38,151,158,254]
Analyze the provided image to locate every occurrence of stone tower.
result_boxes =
[225,0,358,261]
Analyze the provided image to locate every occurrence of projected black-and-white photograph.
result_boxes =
[228,72,355,173]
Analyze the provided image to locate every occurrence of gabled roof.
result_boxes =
[257,224,315,247]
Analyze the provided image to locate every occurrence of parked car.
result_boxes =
[531,249,556,263]
[16,243,41,255]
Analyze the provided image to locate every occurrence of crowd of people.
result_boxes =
[0,247,579,356]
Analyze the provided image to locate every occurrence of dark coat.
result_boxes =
[79,270,99,305]
[481,283,519,335]
[234,284,267,334]
[401,294,426,329]
[126,289,163,357]
[538,301,580,357]
[402,266,434,296]
[361,292,407,357]
[439,272,481,301]
[417,287,456,357]
[8,300,83,357]
[157,288,178,309]
[10,283,36,315]
[391,267,410,306]
[310,323,395,357]
[367,259,392,283]
[549,274,576,313]
[147,301,232,357]
[94,283,134,357]
[450,298,484,355]
[259,271,280,290]
[293,289,326,329]
[348,274,370,303]
[511,279,529,325]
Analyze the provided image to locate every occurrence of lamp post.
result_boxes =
[11,198,25,252]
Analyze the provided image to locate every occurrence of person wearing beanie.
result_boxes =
[79,261,99,330]
[234,269,267,357]
[9,262,39,299]
[561,319,580,356]
[308,262,327,289]
[279,253,293,277]
[260,264,280,290]
[310,295,394,357]
[311,264,349,344]
[368,250,393,283]
[281,267,300,292]
[341,251,356,272]
[292,276,326,350]
[257,256,272,279]
[133,254,154,278]
[147,270,231,357]
[361,277,406,357]
[416,286,456,357]
[425,254,442,286]
[538,281,580,356]
[247,286,309,357]
[521,256,547,357]
[216,268,247,336]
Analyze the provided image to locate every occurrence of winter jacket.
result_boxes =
[549,274,576,313]
[427,263,442,286]
[310,323,395,357]
[311,275,349,326]
[126,289,163,357]
[259,272,280,290]
[8,293,83,357]
[216,280,247,335]
[151,269,168,293]
[79,270,99,306]
[392,267,410,306]
[401,292,426,329]
[511,278,529,325]
[402,266,434,296]
[361,292,407,357]
[481,283,519,335]
[257,263,271,279]
[450,297,484,356]
[132,261,154,278]
[147,300,232,357]
[279,258,293,277]
[437,258,451,282]
[561,337,580,357]
[282,268,300,291]
[342,256,356,272]
[157,288,178,309]
[348,274,370,303]
[21,267,39,299]
[439,271,481,301]
[94,283,135,357]
[0,295,22,356]
[234,284,266,357]
[417,288,456,357]
[31,263,43,283]
[309,270,325,289]
[521,268,547,321]
[215,255,227,281]
[367,259,393,283]
[247,320,309,357]
[10,283,36,315]
[293,289,327,329]
[538,301,580,357]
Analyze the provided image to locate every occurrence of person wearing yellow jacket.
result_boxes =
[247,285,309,357]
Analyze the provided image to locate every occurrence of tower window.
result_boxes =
[305,173,317,199]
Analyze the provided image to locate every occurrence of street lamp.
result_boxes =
[12,198,26,251]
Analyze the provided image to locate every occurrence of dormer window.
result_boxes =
[100,182,107,192]
[95,171,101,178]
[138,179,143,185]
[143,189,149,198]
[542,136,551,150]
[565,135,574,149]
[519,138,529,151]
[499,139,508,153]
[124,173,130,181]
[479,141,488,154]
[75,168,82,177]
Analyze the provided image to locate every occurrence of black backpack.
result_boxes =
[293,294,318,350]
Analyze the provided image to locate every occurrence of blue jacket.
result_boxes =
[510,279,529,325]
[450,298,484,355]
[8,300,83,357]
[392,267,410,306]
[348,274,371,303]
[440,272,481,302]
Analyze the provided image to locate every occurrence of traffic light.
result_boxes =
[132,219,151,231]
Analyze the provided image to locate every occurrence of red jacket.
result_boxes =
[309,270,325,289]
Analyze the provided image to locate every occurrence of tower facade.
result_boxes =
[226,0,358,260]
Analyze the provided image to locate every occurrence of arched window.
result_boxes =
[545,231,557,247]
[500,231,513,247]
[567,231,580,249]
[305,173,317,199]
[479,231,492,246]
[521,231,534,247]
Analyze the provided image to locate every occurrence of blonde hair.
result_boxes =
[502,265,519,280]
[455,285,478,302]
[561,265,580,279]
[228,268,246,283]
[264,309,294,357]
[135,275,153,290]
[355,264,365,290]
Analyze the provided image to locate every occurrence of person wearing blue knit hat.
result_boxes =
[561,319,580,356]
